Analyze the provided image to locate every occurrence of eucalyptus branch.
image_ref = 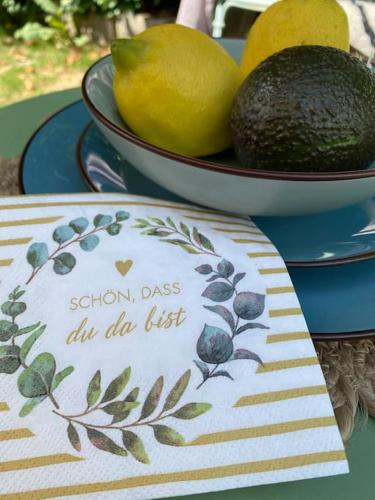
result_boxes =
[26,224,110,285]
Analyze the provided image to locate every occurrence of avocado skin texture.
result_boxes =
[230,45,375,172]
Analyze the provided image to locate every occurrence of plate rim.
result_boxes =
[77,119,375,269]
[19,100,375,342]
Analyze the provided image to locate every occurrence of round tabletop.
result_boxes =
[0,89,374,500]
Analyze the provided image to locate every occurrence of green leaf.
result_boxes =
[140,228,159,236]
[79,235,99,252]
[93,214,112,227]
[194,360,209,380]
[27,242,48,269]
[87,370,101,407]
[199,233,215,253]
[122,431,150,464]
[179,222,190,238]
[163,370,191,412]
[18,353,56,398]
[19,396,46,417]
[102,401,139,416]
[20,325,46,363]
[116,211,130,222]
[86,428,127,456]
[53,252,76,275]
[52,366,74,391]
[172,403,212,419]
[152,230,172,237]
[140,376,163,420]
[12,289,26,301]
[0,345,21,374]
[1,301,26,319]
[69,217,89,234]
[195,264,213,275]
[14,322,41,337]
[0,320,18,341]
[180,244,200,255]
[112,387,140,424]
[133,218,149,227]
[101,367,131,404]
[150,217,165,226]
[9,286,21,300]
[151,425,185,446]
[53,225,75,244]
[106,223,122,236]
[67,423,81,452]
[192,227,201,245]
[166,217,177,230]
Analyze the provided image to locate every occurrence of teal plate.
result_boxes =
[20,100,375,340]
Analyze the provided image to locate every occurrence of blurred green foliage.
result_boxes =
[0,0,179,43]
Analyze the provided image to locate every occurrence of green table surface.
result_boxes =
[1,89,374,499]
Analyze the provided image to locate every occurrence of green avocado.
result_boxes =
[230,45,375,172]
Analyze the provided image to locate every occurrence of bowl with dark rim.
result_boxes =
[82,38,375,216]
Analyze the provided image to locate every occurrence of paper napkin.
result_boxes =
[0,193,347,498]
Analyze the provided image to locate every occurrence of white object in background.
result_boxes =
[176,0,216,34]
[339,1,375,58]
[212,0,275,37]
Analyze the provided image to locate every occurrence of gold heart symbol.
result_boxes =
[115,260,133,277]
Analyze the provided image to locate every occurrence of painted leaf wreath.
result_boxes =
[54,368,211,462]
[132,218,268,388]
[0,287,211,462]
[0,286,73,415]
[26,211,130,283]
[195,258,268,388]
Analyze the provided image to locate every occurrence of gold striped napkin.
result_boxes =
[0,193,347,498]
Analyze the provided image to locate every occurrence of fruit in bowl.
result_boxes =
[82,9,375,215]
[111,24,242,157]
[231,45,375,172]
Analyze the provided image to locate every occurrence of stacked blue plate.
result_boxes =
[21,100,375,341]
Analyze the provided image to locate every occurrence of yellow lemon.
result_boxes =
[241,0,349,76]
[111,24,242,157]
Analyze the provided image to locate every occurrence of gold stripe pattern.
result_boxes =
[0,237,32,247]
[0,453,82,473]
[186,216,251,227]
[267,332,311,344]
[213,228,262,235]
[269,308,302,318]
[233,238,273,245]
[234,385,328,407]
[257,357,319,373]
[2,451,346,498]
[0,259,13,267]
[0,402,9,411]
[266,286,295,295]
[258,268,288,275]
[0,428,34,441]
[189,417,336,446]
[0,216,62,228]
[248,252,279,258]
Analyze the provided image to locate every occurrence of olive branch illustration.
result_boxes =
[26,210,130,284]
[132,217,220,257]
[133,216,268,388]
[0,287,211,462]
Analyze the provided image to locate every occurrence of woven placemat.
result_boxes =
[2,155,374,444]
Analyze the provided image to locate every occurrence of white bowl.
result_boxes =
[82,39,375,216]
